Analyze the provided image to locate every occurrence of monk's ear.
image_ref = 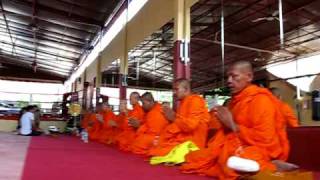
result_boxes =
[247,72,254,82]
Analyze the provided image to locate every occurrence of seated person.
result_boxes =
[116,92,145,151]
[19,105,42,136]
[33,106,41,131]
[129,92,169,155]
[87,105,104,141]
[96,103,120,144]
[149,79,210,157]
[270,87,299,127]
[180,61,297,179]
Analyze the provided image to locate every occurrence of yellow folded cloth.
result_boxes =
[150,141,199,165]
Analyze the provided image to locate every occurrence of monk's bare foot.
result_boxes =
[272,160,299,172]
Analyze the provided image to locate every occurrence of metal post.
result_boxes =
[279,0,284,48]
[221,0,225,86]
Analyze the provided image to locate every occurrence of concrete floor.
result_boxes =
[0,132,30,180]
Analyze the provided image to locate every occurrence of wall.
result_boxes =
[71,0,199,86]
[0,120,67,133]
[310,75,320,91]
[75,73,85,92]
[0,120,17,132]
[269,79,297,111]
[100,0,176,71]
[269,78,320,126]
[86,60,98,83]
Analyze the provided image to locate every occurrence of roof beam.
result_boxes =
[0,18,87,44]
[0,40,78,61]
[0,9,98,35]
[0,28,81,56]
[8,0,103,26]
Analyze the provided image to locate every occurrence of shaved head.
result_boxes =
[101,102,112,111]
[130,92,140,105]
[227,61,254,94]
[131,92,140,98]
[175,79,191,90]
[174,78,191,100]
[141,92,155,111]
[141,92,154,102]
[119,100,127,113]
[229,61,253,74]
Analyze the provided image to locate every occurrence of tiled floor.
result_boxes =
[0,132,30,180]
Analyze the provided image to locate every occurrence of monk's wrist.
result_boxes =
[232,124,239,132]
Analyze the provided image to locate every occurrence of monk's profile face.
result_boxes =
[162,102,170,107]
[101,103,111,111]
[95,104,102,112]
[227,65,253,94]
[119,100,127,112]
[130,94,139,105]
[174,83,187,100]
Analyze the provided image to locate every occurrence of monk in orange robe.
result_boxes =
[180,61,296,179]
[96,103,120,144]
[130,92,169,155]
[149,79,210,157]
[87,106,104,141]
[269,87,299,161]
[81,109,92,130]
[270,87,299,127]
[116,92,145,151]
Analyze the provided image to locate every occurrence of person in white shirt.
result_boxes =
[19,105,42,136]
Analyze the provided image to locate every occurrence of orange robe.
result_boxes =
[87,113,103,141]
[116,104,145,151]
[280,102,299,127]
[208,110,222,130]
[149,94,210,156]
[130,103,169,155]
[81,112,91,129]
[96,110,120,144]
[180,85,289,179]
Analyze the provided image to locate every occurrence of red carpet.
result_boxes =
[21,136,211,180]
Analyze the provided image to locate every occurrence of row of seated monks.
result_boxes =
[81,61,299,179]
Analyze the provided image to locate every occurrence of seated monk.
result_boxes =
[180,61,297,179]
[116,92,145,151]
[87,105,104,141]
[96,103,120,145]
[270,87,299,127]
[130,92,169,155]
[81,109,93,130]
[149,79,210,157]
[269,87,299,162]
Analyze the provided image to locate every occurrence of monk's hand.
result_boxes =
[213,106,238,132]
[108,120,118,127]
[96,114,103,123]
[119,103,128,115]
[128,118,140,128]
[162,106,175,122]
[88,121,94,127]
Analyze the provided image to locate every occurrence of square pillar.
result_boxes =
[173,0,192,108]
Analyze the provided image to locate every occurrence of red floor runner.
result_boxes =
[21,136,211,180]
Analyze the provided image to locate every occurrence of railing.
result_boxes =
[0,90,64,120]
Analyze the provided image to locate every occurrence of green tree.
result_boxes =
[16,101,28,108]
